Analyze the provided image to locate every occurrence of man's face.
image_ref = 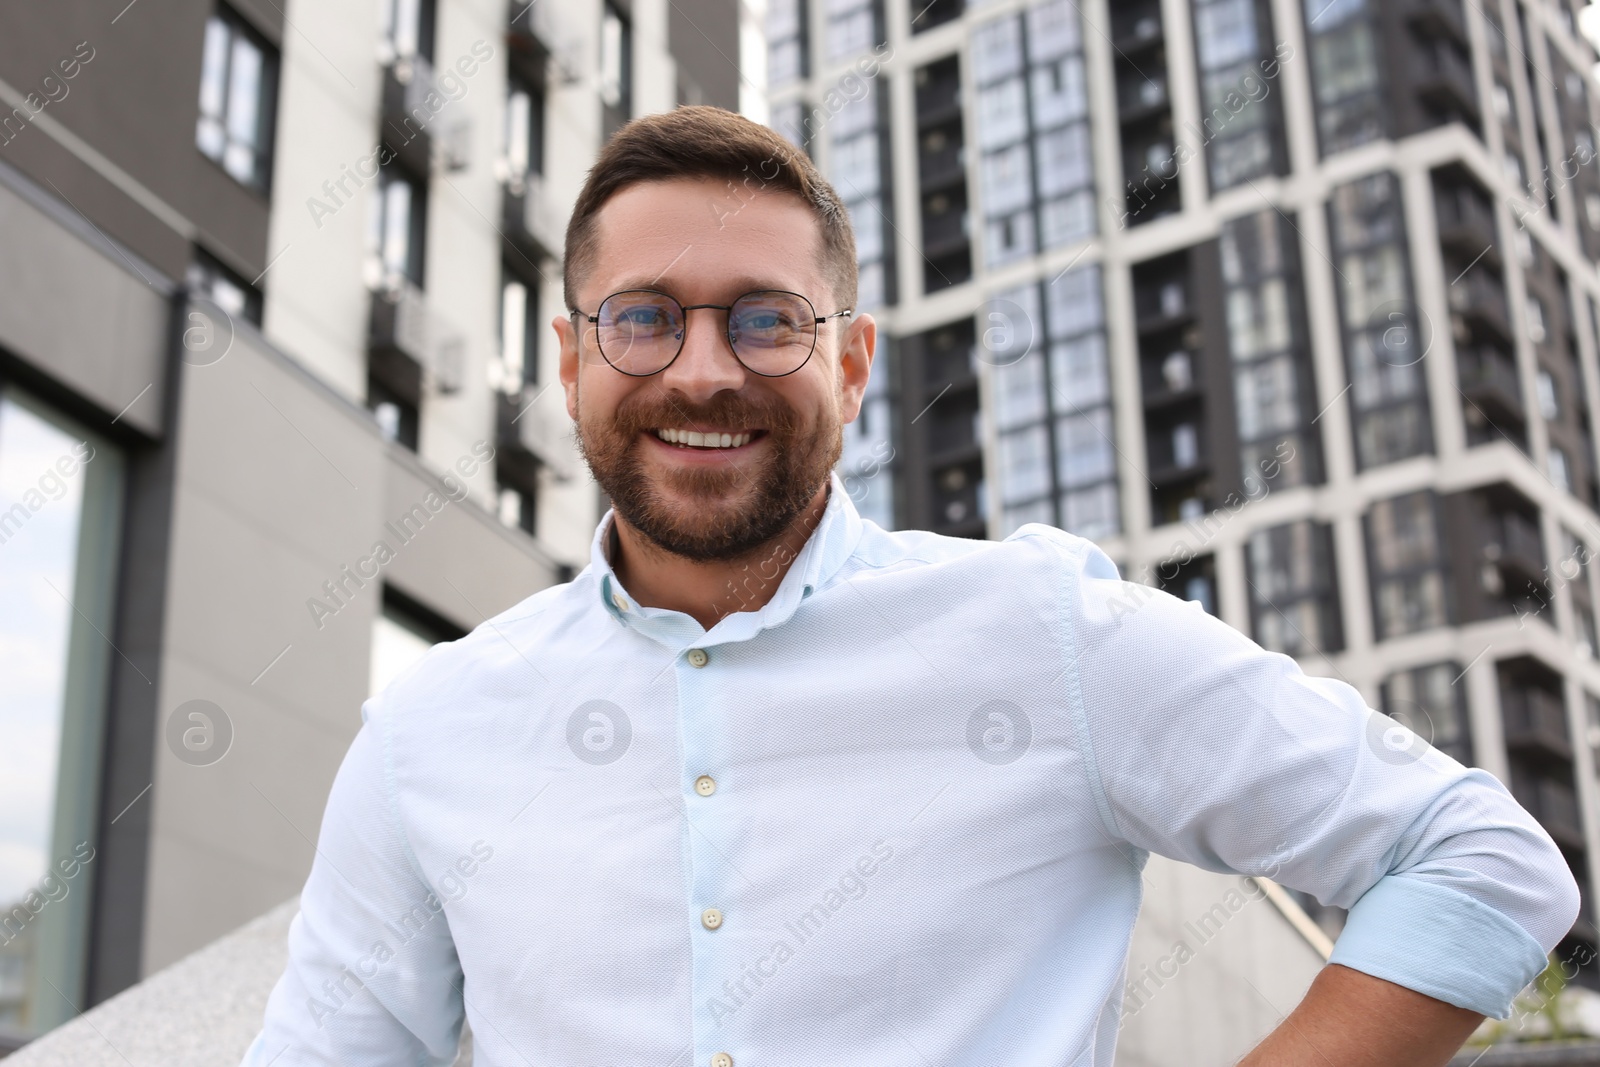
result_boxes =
[556,177,874,562]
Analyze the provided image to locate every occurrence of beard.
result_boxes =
[575,385,843,562]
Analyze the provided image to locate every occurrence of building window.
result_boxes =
[1381,662,1472,766]
[369,586,464,698]
[1220,209,1321,489]
[367,155,427,289]
[600,2,632,139]
[829,74,894,309]
[379,0,436,61]
[826,0,883,60]
[1366,490,1448,639]
[497,266,537,393]
[1301,0,1384,155]
[972,0,1094,269]
[0,387,124,1037]
[1247,520,1343,656]
[195,6,278,191]
[186,248,263,326]
[502,73,544,183]
[992,266,1119,539]
[1328,172,1432,469]
[1191,0,1285,190]
[768,0,808,88]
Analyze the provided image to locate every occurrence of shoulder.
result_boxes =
[361,571,608,735]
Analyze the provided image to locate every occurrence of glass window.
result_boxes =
[1383,663,1472,765]
[1056,408,1116,488]
[186,249,264,326]
[369,591,464,699]
[1034,123,1092,197]
[975,78,1029,150]
[1234,354,1301,439]
[600,1,632,131]
[1247,520,1343,655]
[367,159,427,288]
[1049,334,1110,409]
[998,424,1053,503]
[981,142,1033,216]
[1061,481,1119,539]
[971,16,1024,85]
[1025,0,1082,61]
[502,75,544,181]
[195,8,277,191]
[0,389,124,1037]
[1367,491,1449,638]
[1030,56,1088,127]
[1045,265,1104,337]
[993,352,1048,431]
[1536,368,1559,420]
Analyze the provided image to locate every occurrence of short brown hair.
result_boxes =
[562,106,857,314]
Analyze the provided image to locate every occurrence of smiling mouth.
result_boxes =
[652,428,763,449]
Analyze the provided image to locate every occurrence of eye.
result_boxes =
[614,305,672,327]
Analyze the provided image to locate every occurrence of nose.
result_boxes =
[658,306,747,403]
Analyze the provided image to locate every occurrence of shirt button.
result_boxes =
[694,774,717,796]
[687,648,709,668]
[612,592,629,612]
[711,1054,733,1067]
[701,907,724,930]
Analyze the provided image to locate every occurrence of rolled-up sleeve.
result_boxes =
[1054,535,1581,1018]
[239,696,464,1065]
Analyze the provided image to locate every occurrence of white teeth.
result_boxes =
[653,429,753,449]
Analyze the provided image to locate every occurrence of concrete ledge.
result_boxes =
[3,900,295,1066]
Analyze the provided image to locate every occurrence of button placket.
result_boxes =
[678,638,738,1059]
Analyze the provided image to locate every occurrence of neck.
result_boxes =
[609,481,832,631]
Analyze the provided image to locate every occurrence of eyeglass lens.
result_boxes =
[594,290,819,376]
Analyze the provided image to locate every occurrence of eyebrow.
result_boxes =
[605,275,808,299]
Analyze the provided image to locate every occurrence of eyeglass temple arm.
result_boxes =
[815,309,854,324]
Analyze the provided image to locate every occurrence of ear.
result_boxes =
[837,312,876,424]
[555,313,582,422]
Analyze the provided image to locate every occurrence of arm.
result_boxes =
[1044,534,1580,1031]
[1237,964,1482,1067]
[239,698,464,1066]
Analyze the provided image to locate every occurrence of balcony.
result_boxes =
[1447,268,1511,342]
[508,0,582,84]
[496,385,576,483]
[1435,184,1498,262]
[1483,507,1544,590]
[915,67,962,128]
[1502,686,1574,760]
[1412,40,1479,123]
[501,169,564,262]
[380,53,439,176]
[1456,345,1523,424]
[369,278,465,398]
[920,201,970,258]
[918,136,964,191]
[1402,0,1469,46]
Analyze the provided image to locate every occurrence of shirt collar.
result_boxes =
[587,471,864,646]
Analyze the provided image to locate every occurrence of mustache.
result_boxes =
[609,389,803,437]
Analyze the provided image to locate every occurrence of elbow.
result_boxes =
[1531,833,1584,952]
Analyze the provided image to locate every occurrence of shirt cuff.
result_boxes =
[1328,875,1549,1018]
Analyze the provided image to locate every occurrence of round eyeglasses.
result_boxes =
[572,289,853,378]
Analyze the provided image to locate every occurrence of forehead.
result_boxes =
[587,177,828,303]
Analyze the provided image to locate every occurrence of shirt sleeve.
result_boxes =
[239,697,465,1065]
[1050,533,1581,1019]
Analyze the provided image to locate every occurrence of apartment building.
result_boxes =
[0,0,748,1048]
[770,0,1600,1052]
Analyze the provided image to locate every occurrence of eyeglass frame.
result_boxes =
[569,288,854,378]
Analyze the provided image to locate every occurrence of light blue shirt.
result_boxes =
[244,472,1579,1066]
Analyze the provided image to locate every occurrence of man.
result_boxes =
[243,106,1579,1066]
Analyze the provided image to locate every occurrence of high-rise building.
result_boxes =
[0,0,750,1049]
[770,0,1600,1015]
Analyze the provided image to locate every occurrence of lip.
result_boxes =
[641,428,768,463]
